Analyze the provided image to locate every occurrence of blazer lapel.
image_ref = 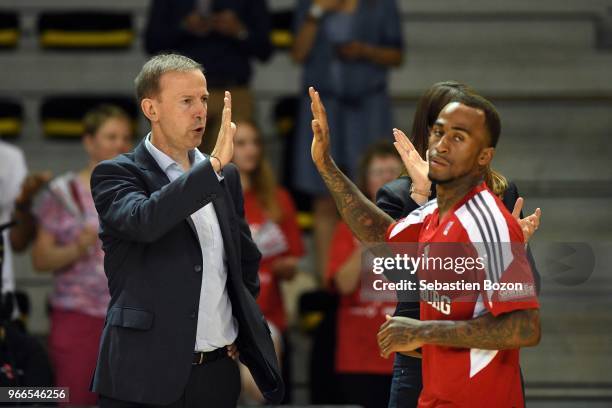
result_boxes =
[133,140,201,243]
[133,140,171,191]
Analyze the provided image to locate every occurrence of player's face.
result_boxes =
[154,70,209,151]
[83,117,133,163]
[427,102,492,184]
[232,122,261,174]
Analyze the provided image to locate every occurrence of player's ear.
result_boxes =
[478,147,495,166]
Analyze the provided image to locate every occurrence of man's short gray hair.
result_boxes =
[134,54,203,102]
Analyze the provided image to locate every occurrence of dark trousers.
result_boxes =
[99,356,240,408]
[337,373,393,408]
[388,353,422,408]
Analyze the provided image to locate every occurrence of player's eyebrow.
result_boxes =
[433,120,471,136]
[451,125,471,135]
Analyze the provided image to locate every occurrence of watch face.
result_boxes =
[310,4,324,19]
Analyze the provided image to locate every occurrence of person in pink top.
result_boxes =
[31,105,133,406]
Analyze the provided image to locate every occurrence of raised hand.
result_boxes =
[210,91,237,171]
[309,86,331,167]
[392,128,431,193]
[511,197,542,243]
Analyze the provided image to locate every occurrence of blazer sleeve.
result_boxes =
[225,163,262,298]
[376,177,423,220]
[502,181,542,294]
[91,158,224,243]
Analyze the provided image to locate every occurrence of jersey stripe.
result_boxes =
[474,193,504,279]
[455,190,514,285]
[388,198,437,239]
[465,200,500,283]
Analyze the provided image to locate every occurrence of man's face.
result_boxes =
[152,69,209,150]
[427,102,493,184]
[83,117,133,163]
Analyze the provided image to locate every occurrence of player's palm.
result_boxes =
[309,87,331,166]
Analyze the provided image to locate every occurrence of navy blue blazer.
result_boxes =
[89,141,284,404]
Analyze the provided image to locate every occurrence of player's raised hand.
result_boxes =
[309,86,331,167]
[210,91,237,171]
[512,197,541,243]
[392,128,430,192]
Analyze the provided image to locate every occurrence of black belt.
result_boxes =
[192,348,227,365]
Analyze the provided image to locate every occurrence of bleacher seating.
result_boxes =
[40,95,138,138]
[0,98,23,139]
[1,1,612,404]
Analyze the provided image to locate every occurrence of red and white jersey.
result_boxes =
[386,182,539,408]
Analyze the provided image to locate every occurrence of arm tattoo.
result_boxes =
[318,156,394,243]
[419,309,541,350]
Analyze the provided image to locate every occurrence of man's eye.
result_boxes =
[453,134,463,142]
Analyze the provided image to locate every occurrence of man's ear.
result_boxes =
[478,147,495,167]
[141,98,158,122]
[82,134,94,155]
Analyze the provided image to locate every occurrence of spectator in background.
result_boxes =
[31,105,132,406]
[0,141,50,317]
[232,120,304,404]
[144,0,273,154]
[291,0,403,280]
[326,142,402,408]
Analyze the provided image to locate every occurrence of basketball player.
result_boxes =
[308,86,541,407]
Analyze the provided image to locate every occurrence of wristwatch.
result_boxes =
[309,4,324,20]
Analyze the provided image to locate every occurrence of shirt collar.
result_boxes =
[145,132,204,173]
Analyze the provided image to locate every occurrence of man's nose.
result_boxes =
[195,100,206,119]
[434,135,450,154]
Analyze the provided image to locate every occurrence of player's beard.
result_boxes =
[428,167,473,185]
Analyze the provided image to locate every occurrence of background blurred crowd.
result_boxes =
[1,0,611,406]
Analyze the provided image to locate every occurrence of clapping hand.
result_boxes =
[392,128,431,198]
[512,198,541,243]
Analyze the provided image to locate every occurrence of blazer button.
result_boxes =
[194,265,202,272]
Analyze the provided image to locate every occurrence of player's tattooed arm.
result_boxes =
[378,309,541,357]
[309,87,394,243]
[317,155,395,243]
[421,308,541,350]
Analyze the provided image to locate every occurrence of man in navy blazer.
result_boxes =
[90,54,283,407]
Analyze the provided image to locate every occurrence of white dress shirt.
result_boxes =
[145,134,238,351]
